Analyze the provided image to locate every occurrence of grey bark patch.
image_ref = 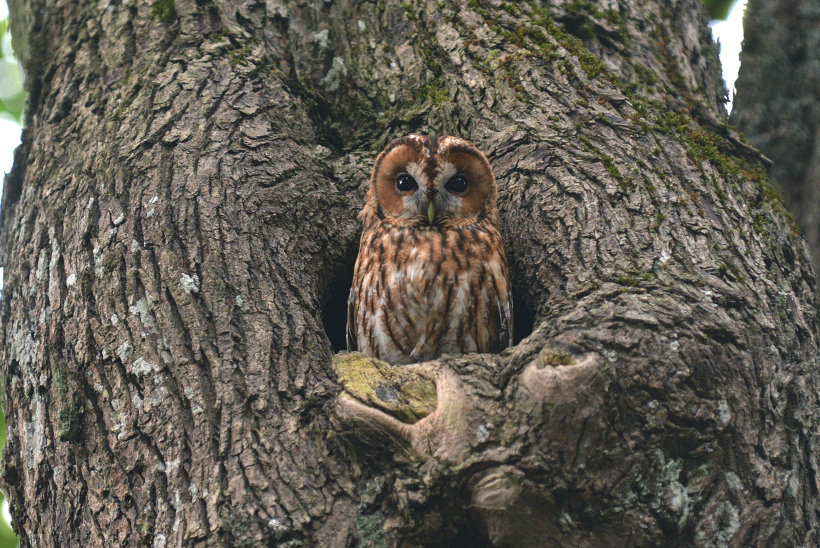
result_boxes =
[321,56,348,91]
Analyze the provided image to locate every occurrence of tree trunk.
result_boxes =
[731,0,820,276]
[1,0,817,546]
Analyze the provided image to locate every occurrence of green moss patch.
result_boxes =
[151,0,176,23]
[333,353,437,423]
[538,346,577,367]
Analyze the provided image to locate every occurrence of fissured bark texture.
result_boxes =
[0,0,817,546]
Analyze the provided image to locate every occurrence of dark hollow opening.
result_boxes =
[322,243,537,355]
[512,285,536,345]
[322,207,539,353]
[322,245,357,354]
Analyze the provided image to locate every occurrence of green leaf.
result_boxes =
[703,0,739,20]
[0,404,18,547]
[0,19,24,124]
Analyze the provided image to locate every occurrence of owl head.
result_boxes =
[361,135,498,229]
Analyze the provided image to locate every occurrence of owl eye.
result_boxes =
[396,173,418,192]
[445,174,469,194]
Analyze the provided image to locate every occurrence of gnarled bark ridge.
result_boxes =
[0,0,817,546]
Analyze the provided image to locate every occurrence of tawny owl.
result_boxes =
[347,135,512,365]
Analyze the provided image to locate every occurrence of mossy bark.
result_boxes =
[0,0,817,546]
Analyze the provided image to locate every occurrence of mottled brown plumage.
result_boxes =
[347,135,512,365]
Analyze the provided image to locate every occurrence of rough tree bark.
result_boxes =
[0,0,817,546]
[731,0,820,275]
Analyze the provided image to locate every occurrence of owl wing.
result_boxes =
[346,287,358,351]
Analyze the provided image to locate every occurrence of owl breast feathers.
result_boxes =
[347,135,512,365]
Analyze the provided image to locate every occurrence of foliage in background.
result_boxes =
[0,409,15,547]
[0,18,23,124]
[704,0,740,19]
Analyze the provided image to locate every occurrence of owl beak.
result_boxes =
[427,201,436,225]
